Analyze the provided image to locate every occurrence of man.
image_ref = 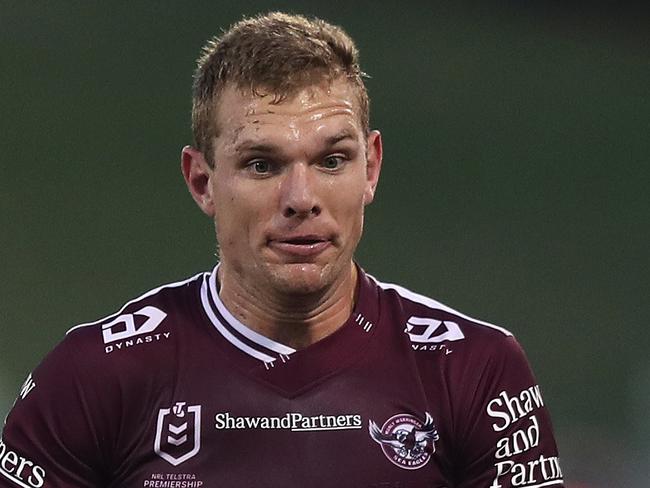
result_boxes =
[1,12,564,488]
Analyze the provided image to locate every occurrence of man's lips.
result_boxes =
[267,235,332,257]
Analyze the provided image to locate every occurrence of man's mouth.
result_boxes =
[268,235,332,257]
[281,236,326,245]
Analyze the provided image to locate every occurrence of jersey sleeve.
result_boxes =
[1,338,106,488]
[453,335,565,488]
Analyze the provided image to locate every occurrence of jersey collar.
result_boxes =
[199,262,380,368]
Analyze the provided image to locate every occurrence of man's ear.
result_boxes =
[181,146,215,217]
[363,130,383,205]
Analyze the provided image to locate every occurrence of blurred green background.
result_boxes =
[1,1,648,486]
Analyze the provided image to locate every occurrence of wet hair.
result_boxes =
[192,12,369,165]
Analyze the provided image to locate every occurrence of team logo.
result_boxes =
[405,316,464,343]
[154,402,201,466]
[369,412,439,470]
[102,306,167,344]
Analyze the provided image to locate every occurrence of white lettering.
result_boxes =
[490,454,562,488]
[487,385,545,432]
[290,413,302,428]
[487,397,512,432]
[103,331,171,354]
[0,439,47,488]
[280,415,291,429]
[246,417,260,428]
[14,457,33,480]
[29,466,45,488]
[214,412,363,431]
[18,375,36,400]
[1,451,18,473]
[494,415,540,459]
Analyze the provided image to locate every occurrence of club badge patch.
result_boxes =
[154,402,201,466]
[369,412,439,470]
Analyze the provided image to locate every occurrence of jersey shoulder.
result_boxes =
[64,271,207,356]
[369,274,515,350]
[5,272,209,444]
[2,273,209,485]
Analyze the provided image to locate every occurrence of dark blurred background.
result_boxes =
[1,1,648,486]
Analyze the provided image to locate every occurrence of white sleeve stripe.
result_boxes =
[370,275,512,337]
[66,272,206,335]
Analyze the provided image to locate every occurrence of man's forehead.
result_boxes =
[214,80,363,145]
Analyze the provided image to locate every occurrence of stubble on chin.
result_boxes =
[263,261,335,297]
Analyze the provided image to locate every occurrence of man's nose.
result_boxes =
[280,163,321,219]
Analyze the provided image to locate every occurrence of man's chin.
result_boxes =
[267,262,332,296]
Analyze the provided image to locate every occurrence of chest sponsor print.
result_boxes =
[214,412,363,431]
[0,439,46,488]
[486,385,564,488]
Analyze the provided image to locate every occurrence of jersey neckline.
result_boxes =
[198,263,382,396]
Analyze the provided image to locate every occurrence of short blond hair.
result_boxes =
[192,12,369,165]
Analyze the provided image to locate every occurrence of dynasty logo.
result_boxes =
[101,306,171,353]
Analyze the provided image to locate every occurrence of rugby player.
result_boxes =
[1,12,564,488]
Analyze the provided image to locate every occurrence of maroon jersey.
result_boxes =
[1,266,564,488]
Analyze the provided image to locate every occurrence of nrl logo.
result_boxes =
[154,402,201,466]
[369,412,439,470]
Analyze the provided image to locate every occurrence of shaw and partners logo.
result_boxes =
[0,439,46,488]
[101,306,170,353]
[214,412,363,432]
[369,412,439,470]
[154,402,202,466]
[485,385,563,488]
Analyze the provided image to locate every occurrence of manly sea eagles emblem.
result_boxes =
[369,412,439,470]
[154,402,202,466]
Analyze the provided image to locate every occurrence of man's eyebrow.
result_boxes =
[233,140,279,153]
[324,129,358,146]
[233,129,359,154]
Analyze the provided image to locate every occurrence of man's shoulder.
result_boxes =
[63,271,207,357]
[8,270,209,421]
[368,273,514,348]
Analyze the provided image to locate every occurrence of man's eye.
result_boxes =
[321,156,344,170]
[250,160,271,174]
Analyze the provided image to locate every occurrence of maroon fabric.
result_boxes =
[1,267,564,488]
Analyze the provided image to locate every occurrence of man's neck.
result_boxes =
[217,263,358,350]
